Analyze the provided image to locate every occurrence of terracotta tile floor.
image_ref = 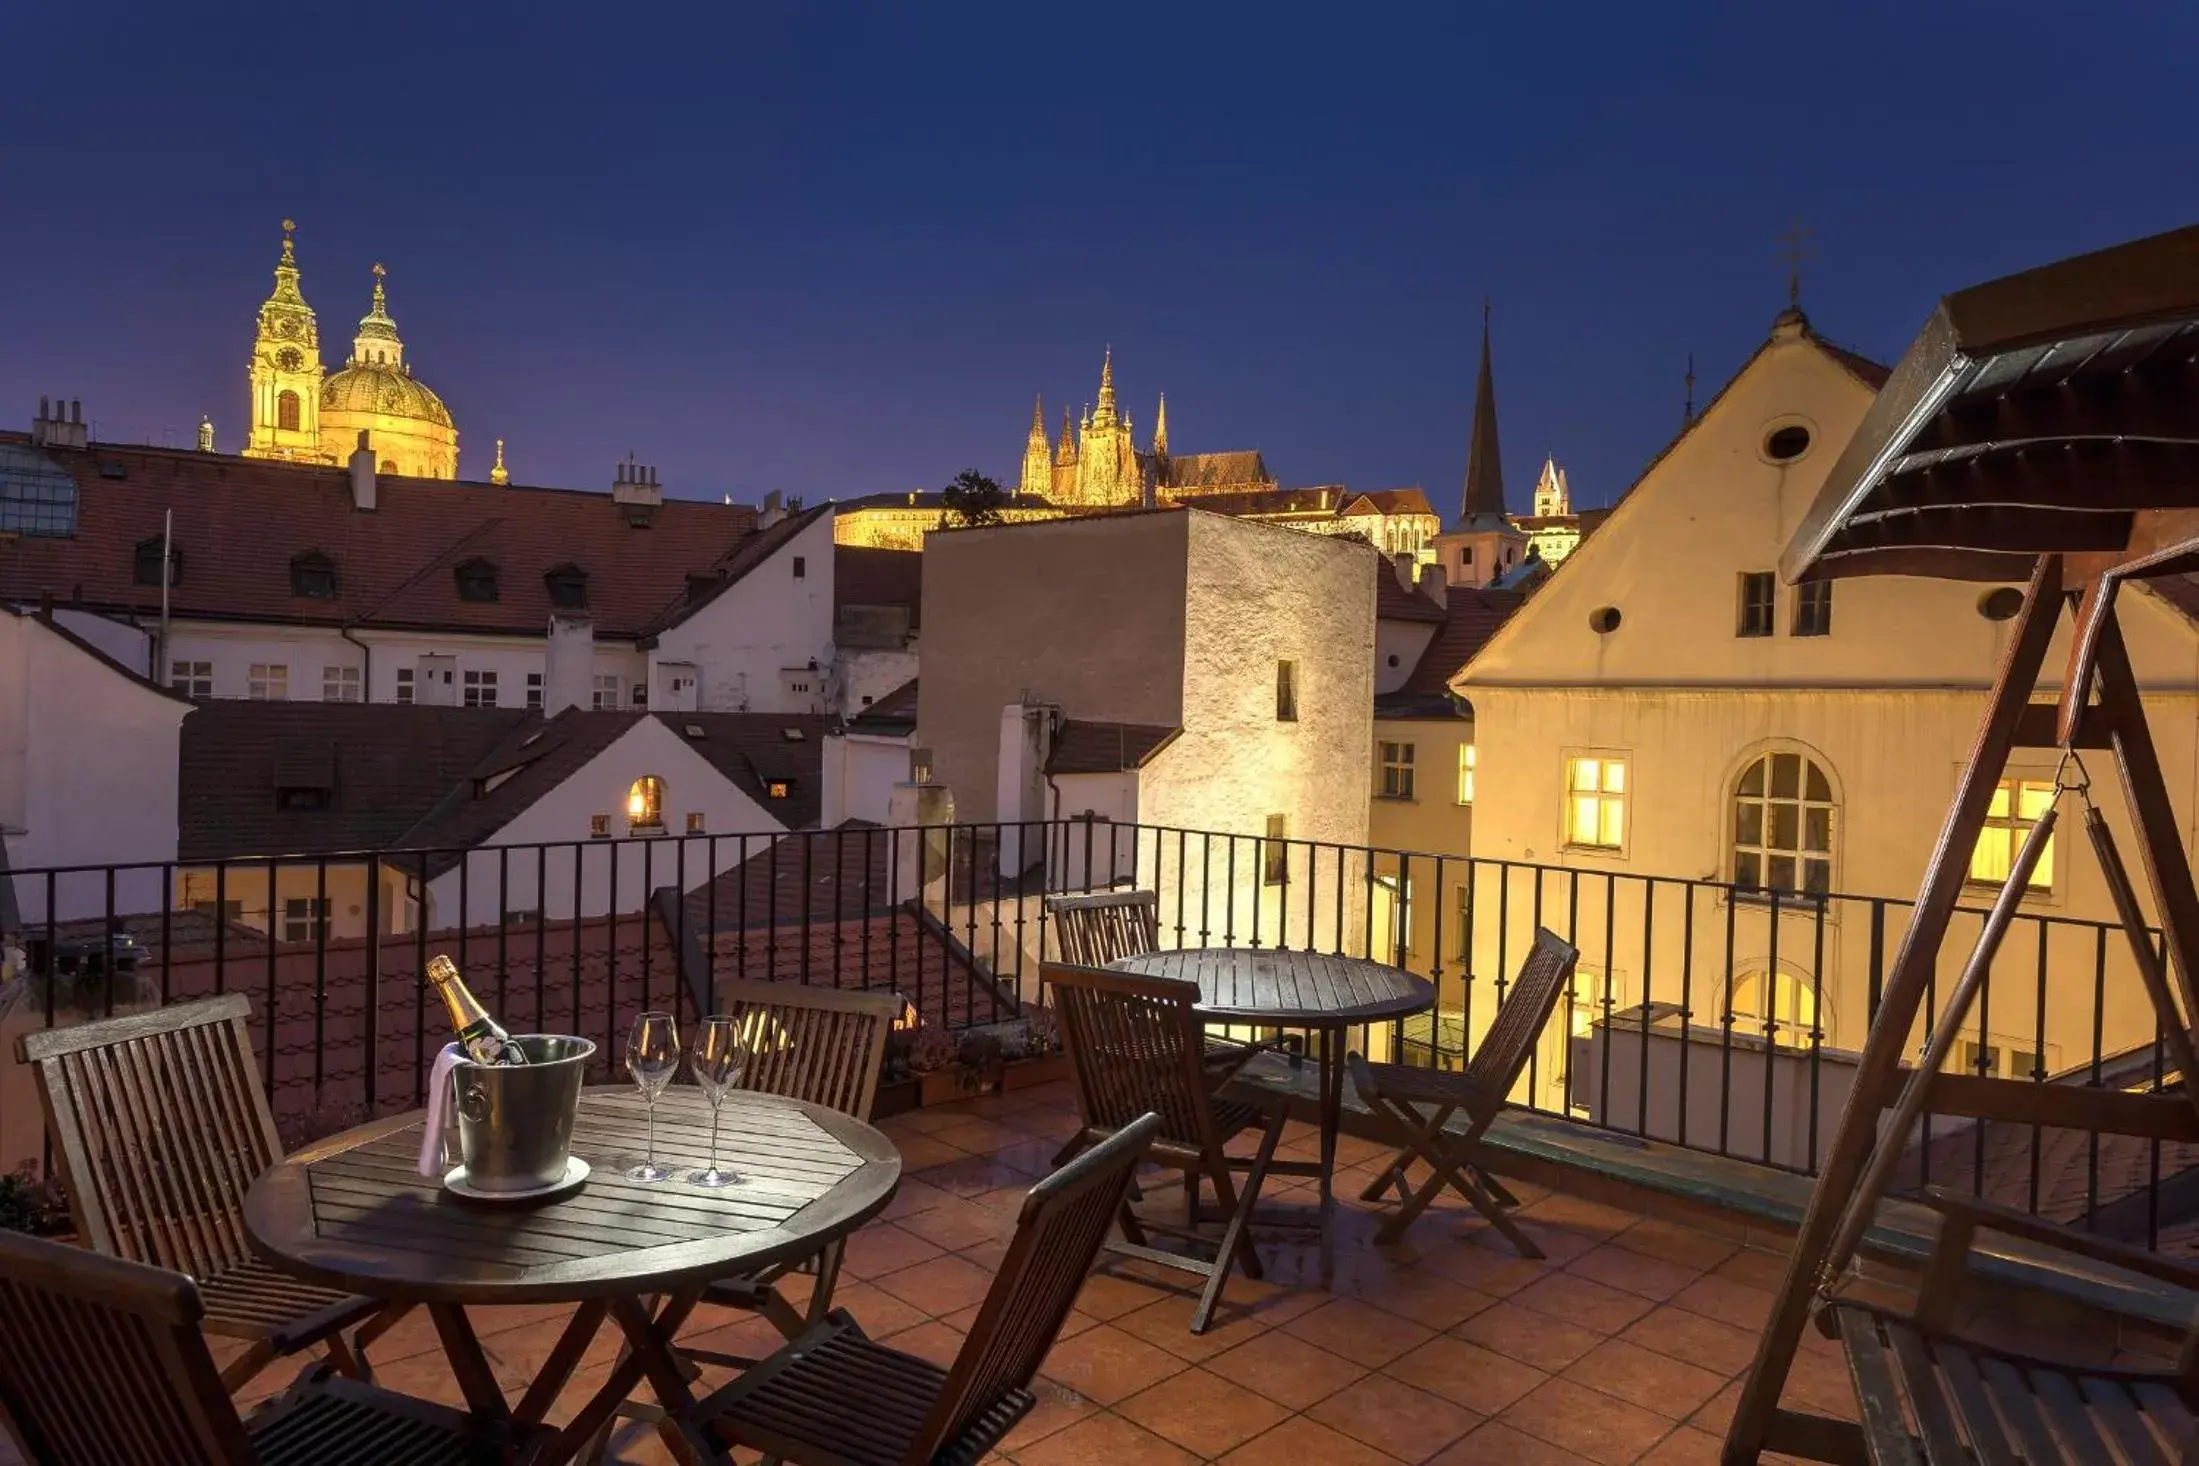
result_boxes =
[0,1080,2131,1464]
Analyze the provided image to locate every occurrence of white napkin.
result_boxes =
[418,1043,466,1177]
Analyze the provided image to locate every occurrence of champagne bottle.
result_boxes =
[424,955,529,1065]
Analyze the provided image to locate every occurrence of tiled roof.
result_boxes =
[1375,563,1448,624]
[1158,450,1273,492]
[179,703,827,864]
[847,677,918,733]
[1046,720,1179,775]
[178,702,533,859]
[1407,589,1524,697]
[0,435,763,640]
[835,545,923,627]
[640,504,833,638]
[1350,488,1439,517]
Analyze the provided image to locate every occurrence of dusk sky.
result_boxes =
[8,3,2194,513]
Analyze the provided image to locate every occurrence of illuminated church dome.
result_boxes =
[242,227,460,480]
[318,264,460,478]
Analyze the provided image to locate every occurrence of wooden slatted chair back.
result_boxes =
[14,994,281,1279]
[0,1228,257,1465]
[910,1114,1158,1464]
[1465,928,1582,1110]
[715,980,903,1121]
[1044,962,1216,1154]
[1046,891,1160,966]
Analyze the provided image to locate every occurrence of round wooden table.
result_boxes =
[245,1086,899,1464]
[1108,947,1435,1211]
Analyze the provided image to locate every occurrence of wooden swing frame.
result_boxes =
[1724,222,2199,1464]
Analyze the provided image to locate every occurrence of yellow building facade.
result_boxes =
[241,223,460,478]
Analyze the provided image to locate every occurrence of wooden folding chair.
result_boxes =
[1347,926,1580,1253]
[0,1227,529,1466]
[691,1114,1159,1466]
[14,994,405,1392]
[1046,960,1288,1333]
[1046,890,1161,965]
[690,981,902,1341]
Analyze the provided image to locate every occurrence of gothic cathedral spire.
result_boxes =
[1019,394,1053,499]
[1458,299,1506,527]
[243,219,333,465]
[1153,393,1169,457]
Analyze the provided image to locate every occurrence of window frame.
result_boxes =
[525,671,544,710]
[1561,752,1629,854]
[592,674,621,711]
[320,664,362,703]
[1730,748,1837,901]
[1378,740,1416,800]
[276,390,301,433]
[543,564,588,610]
[289,551,338,600]
[1792,580,1833,637]
[281,896,331,944]
[454,557,500,603]
[462,668,499,707]
[626,775,667,831]
[1736,571,1776,638]
[394,667,415,704]
[1725,967,1829,1049]
[1969,775,2059,897]
[170,660,213,698]
[247,662,289,701]
[1275,660,1299,722]
[1458,744,1476,805]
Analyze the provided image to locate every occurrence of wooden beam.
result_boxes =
[2064,507,2199,582]
[1890,1073,2199,1142]
[1828,505,2134,556]
[1878,444,2199,512]
[2012,703,2109,749]
[1802,546,2042,583]
[1723,554,2064,1465]
[2056,575,2114,748]
[1911,355,2199,455]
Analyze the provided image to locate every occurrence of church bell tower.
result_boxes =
[243,220,333,464]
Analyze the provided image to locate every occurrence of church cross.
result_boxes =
[1777,220,1812,308]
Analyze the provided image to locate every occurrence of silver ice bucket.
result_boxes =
[451,1035,595,1192]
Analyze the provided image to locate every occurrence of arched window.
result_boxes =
[1732,749,1835,897]
[626,775,665,830]
[276,390,300,432]
[1727,969,1826,1047]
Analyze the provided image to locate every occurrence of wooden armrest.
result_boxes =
[1920,1187,2199,1292]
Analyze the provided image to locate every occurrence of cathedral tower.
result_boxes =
[1072,349,1141,507]
[243,220,333,464]
[1018,395,1052,499]
[317,265,460,479]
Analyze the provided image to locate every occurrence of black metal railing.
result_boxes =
[1,817,2184,1243]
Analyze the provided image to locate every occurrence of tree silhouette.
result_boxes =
[939,469,1007,529]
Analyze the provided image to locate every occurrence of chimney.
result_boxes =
[348,431,377,511]
[613,456,662,509]
[1390,552,1416,592]
[757,490,787,529]
[1418,562,1448,609]
[197,416,215,453]
[543,614,595,715]
[30,396,88,450]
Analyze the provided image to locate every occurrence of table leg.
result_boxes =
[1318,1028,1342,1212]
[428,1302,511,1421]
[513,1299,610,1425]
[606,1291,725,1466]
[542,1291,709,1466]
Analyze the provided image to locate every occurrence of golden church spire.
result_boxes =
[1056,406,1077,466]
[490,437,510,486]
[1153,392,1169,456]
[1091,346,1119,428]
[1018,398,1051,499]
[243,218,332,464]
[352,263,404,369]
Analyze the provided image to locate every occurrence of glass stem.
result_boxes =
[646,1097,656,1169]
[709,1106,721,1175]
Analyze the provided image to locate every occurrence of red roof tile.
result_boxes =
[1407,589,1525,696]
[1375,562,1448,623]
[0,434,763,639]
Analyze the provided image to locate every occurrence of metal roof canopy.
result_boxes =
[1782,222,2199,586]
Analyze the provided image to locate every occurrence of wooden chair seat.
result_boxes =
[199,1259,382,1351]
[1820,1301,2195,1465]
[247,1373,522,1466]
[702,1313,1031,1466]
[697,1116,1158,1466]
[1353,1062,1499,1110]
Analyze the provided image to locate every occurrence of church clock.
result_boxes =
[242,220,333,465]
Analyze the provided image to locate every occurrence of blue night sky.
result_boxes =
[6,2,2194,514]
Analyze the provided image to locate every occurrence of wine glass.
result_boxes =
[687,1015,748,1187]
[625,1011,680,1182]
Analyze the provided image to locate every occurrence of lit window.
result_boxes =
[593,674,621,710]
[1971,778,2057,892]
[394,667,415,704]
[1732,751,1835,897]
[1262,813,1289,885]
[321,665,361,703]
[526,672,543,710]
[627,775,666,829]
[1565,756,1626,850]
[589,813,610,838]
[1727,970,1822,1048]
[1374,874,1414,957]
[1737,572,1775,637]
[170,661,213,698]
[1379,741,1416,799]
[281,897,331,944]
[277,390,300,432]
[462,669,499,707]
[765,780,791,800]
[248,663,289,701]
[1458,744,1476,805]
[1276,660,1298,722]
[1792,581,1833,637]
[686,811,706,833]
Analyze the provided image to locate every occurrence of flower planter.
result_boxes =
[1000,1052,1072,1091]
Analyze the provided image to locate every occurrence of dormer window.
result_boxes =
[544,563,588,610]
[290,550,338,600]
[455,557,499,603]
[276,785,331,812]
[133,536,181,589]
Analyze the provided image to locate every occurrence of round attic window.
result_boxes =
[1763,425,1812,462]
[1387,653,1401,668]
[1588,606,1622,635]
[1978,587,2025,622]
